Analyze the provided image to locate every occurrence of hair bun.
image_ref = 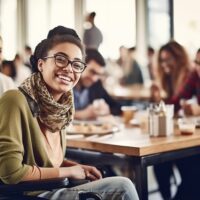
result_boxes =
[47,26,80,41]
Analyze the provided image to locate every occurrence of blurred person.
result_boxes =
[117,45,129,67]
[14,53,32,86]
[101,46,126,86]
[24,45,33,69]
[1,60,16,79]
[74,48,122,120]
[151,40,191,200]
[128,47,144,84]
[0,26,139,200]
[168,48,200,200]
[0,36,16,96]
[116,45,131,83]
[150,41,191,104]
[120,46,144,85]
[147,46,156,80]
[104,57,124,86]
[83,12,103,50]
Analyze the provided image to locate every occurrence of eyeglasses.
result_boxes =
[43,54,86,73]
[194,60,200,66]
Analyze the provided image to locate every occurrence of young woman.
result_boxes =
[0,27,139,200]
[0,36,16,95]
[151,40,191,106]
[151,41,191,200]
[170,49,200,200]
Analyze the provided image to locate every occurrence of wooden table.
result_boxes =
[66,126,200,200]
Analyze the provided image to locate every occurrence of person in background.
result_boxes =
[0,36,16,96]
[1,60,16,80]
[73,48,122,120]
[147,46,156,80]
[168,48,200,200]
[13,53,32,86]
[116,46,130,82]
[150,40,191,105]
[151,40,192,200]
[83,12,103,50]
[120,46,144,85]
[0,26,139,200]
[104,57,124,86]
[24,45,33,70]
[117,45,129,68]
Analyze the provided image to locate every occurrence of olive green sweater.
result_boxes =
[0,90,66,184]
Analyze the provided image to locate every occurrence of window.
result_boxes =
[147,0,171,50]
[0,0,17,59]
[27,0,49,50]
[27,0,74,51]
[174,0,200,57]
[85,0,136,59]
[49,0,74,29]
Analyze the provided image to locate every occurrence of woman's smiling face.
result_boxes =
[38,42,82,101]
[159,50,176,74]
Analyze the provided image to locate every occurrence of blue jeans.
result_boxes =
[38,176,139,200]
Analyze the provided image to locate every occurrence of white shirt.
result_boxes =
[0,72,16,96]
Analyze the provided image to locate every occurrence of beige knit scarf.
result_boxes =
[19,72,74,132]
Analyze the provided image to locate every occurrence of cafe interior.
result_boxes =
[0,0,200,200]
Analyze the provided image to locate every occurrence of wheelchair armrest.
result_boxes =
[0,178,89,195]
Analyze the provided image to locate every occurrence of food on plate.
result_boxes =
[67,122,116,134]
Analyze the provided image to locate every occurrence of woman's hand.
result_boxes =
[80,164,102,181]
[59,164,102,181]
[59,165,86,179]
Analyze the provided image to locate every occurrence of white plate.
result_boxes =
[67,122,119,135]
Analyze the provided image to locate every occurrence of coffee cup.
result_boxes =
[121,106,137,124]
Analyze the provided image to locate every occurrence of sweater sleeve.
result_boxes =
[21,166,59,181]
[0,90,33,184]
[0,90,64,184]
[1,90,59,185]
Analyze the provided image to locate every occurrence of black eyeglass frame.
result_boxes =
[43,54,87,73]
